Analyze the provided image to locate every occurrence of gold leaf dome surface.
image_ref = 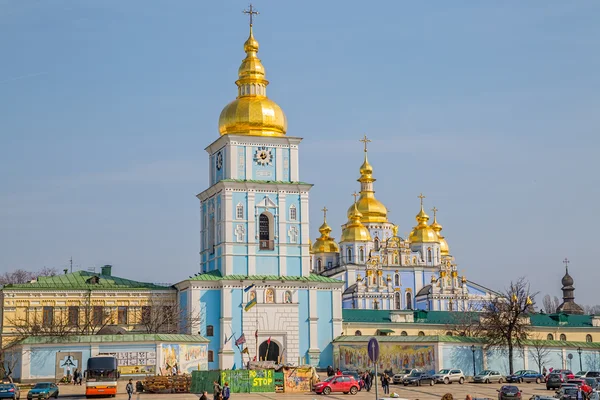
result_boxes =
[312,219,340,253]
[218,27,287,136]
[341,203,372,242]
[409,204,439,244]
[346,152,388,223]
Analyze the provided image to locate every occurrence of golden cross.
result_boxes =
[243,4,259,27]
[418,193,426,206]
[321,206,328,220]
[431,207,438,218]
[359,134,371,152]
[352,192,359,203]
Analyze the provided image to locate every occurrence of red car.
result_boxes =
[553,370,575,380]
[314,375,359,395]
[567,379,592,395]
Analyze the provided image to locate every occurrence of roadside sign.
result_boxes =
[368,337,380,363]
[568,353,573,360]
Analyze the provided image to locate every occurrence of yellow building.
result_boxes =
[1,265,177,347]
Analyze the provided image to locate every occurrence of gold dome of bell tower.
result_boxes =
[346,135,388,223]
[218,6,287,137]
[312,207,340,253]
[409,194,439,243]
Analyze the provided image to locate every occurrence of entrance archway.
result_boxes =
[258,340,280,362]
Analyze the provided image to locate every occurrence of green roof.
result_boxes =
[189,270,343,284]
[376,329,395,333]
[2,271,173,291]
[342,309,594,328]
[18,334,208,345]
[220,179,312,186]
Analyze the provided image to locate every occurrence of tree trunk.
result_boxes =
[508,343,514,375]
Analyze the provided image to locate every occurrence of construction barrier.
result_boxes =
[282,367,317,393]
[221,369,275,393]
[190,370,222,394]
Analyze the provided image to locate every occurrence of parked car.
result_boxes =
[575,371,600,379]
[474,370,505,384]
[0,383,20,400]
[403,372,435,387]
[555,386,578,400]
[432,369,465,384]
[547,373,568,390]
[393,369,421,384]
[342,371,361,383]
[507,370,544,384]
[552,370,575,380]
[313,376,359,395]
[497,385,522,400]
[566,379,592,395]
[584,377,598,390]
[528,396,555,400]
[26,383,58,400]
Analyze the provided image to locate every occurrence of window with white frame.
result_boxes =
[289,204,297,221]
[236,203,244,219]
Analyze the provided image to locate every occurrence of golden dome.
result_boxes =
[312,213,340,253]
[409,195,439,244]
[346,141,388,223]
[218,27,287,136]
[430,207,450,255]
[341,201,372,242]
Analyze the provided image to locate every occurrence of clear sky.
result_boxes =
[1,1,598,305]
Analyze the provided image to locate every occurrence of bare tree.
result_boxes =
[0,268,57,285]
[542,295,561,314]
[478,277,538,375]
[583,305,600,315]
[134,296,201,334]
[440,305,481,337]
[528,336,552,374]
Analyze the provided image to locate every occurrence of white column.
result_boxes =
[275,147,283,181]
[219,286,235,369]
[228,145,237,179]
[308,289,319,349]
[290,146,299,181]
[332,288,343,338]
[21,345,31,381]
[435,343,443,370]
[278,191,287,275]
[245,146,253,180]
[190,286,201,335]
[300,193,310,276]
[247,191,256,275]
[223,191,233,275]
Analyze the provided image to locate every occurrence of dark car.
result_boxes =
[507,370,544,384]
[0,383,20,400]
[555,386,578,400]
[26,383,58,399]
[403,372,435,387]
[546,373,568,390]
[584,377,598,390]
[342,371,360,382]
[497,385,522,400]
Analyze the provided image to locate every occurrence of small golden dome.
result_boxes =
[386,275,391,281]
[409,197,439,244]
[451,270,458,278]
[440,270,447,278]
[341,201,372,242]
[357,274,362,281]
[461,276,467,283]
[218,27,287,136]
[430,207,450,255]
[312,213,340,253]
[431,275,437,283]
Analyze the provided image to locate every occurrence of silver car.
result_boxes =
[393,369,421,384]
[474,370,504,384]
[432,369,466,384]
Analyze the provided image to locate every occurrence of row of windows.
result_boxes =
[369,292,413,310]
[39,305,170,327]
[355,330,425,336]
[236,204,297,221]
[353,330,593,343]
[247,288,293,304]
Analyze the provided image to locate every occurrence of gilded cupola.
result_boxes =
[341,197,372,242]
[312,207,340,253]
[430,207,450,255]
[409,194,439,243]
[346,135,388,223]
[218,15,287,137]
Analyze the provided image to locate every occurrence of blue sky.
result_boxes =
[1,1,598,305]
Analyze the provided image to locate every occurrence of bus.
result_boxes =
[84,356,119,398]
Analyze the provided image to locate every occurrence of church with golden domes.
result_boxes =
[311,142,498,312]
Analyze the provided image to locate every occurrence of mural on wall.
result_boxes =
[160,344,208,374]
[55,352,82,380]
[100,352,157,375]
[338,344,435,373]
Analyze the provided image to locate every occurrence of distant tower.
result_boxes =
[556,258,584,315]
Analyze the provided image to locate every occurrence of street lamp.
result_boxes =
[471,345,476,376]
[577,347,583,371]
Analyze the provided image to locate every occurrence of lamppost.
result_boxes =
[577,347,583,371]
[471,345,476,376]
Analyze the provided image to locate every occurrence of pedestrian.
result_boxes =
[73,369,78,385]
[577,386,584,400]
[542,366,547,377]
[381,373,390,395]
[466,395,473,400]
[327,366,334,377]
[441,394,454,400]
[336,368,342,376]
[213,380,222,400]
[222,382,230,400]
[365,371,372,392]
[126,379,134,400]
[200,391,208,400]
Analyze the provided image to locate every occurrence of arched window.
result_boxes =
[400,331,407,336]
[373,300,380,310]
[208,350,214,362]
[586,334,593,343]
[394,252,399,265]
[265,288,275,304]
[418,331,425,336]
[446,331,453,336]
[355,330,362,336]
[374,238,380,251]
[206,325,214,337]
[560,334,567,341]
[406,292,413,310]
[372,276,376,285]
[547,333,554,341]
[394,274,400,286]
[236,203,244,219]
[289,204,297,221]
[449,300,454,312]
[359,248,364,262]
[347,248,352,263]
[394,292,401,310]
[284,291,292,304]
[427,248,432,263]
[412,256,417,264]
[317,259,322,271]
[259,213,270,240]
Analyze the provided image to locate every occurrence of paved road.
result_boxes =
[46,381,555,400]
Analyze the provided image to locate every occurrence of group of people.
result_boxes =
[198,380,231,400]
[325,366,392,394]
[64,366,82,385]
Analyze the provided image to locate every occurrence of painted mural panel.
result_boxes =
[160,344,208,374]
[100,351,157,376]
[339,344,435,373]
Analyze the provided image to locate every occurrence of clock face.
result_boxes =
[216,151,223,170]
[254,146,273,166]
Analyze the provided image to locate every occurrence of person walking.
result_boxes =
[72,369,78,385]
[327,366,334,377]
[364,371,372,392]
[381,373,390,395]
[126,379,134,400]
[222,382,230,400]
[542,366,547,377]
[213,380,222,400]
[200,391,208,400]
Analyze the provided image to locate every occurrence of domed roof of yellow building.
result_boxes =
[341,201,372,242]
[346,142,388,223]
[312,213,340,253]
[430,208,450,255]
[218,27,287,136]
[409,197,439,244]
